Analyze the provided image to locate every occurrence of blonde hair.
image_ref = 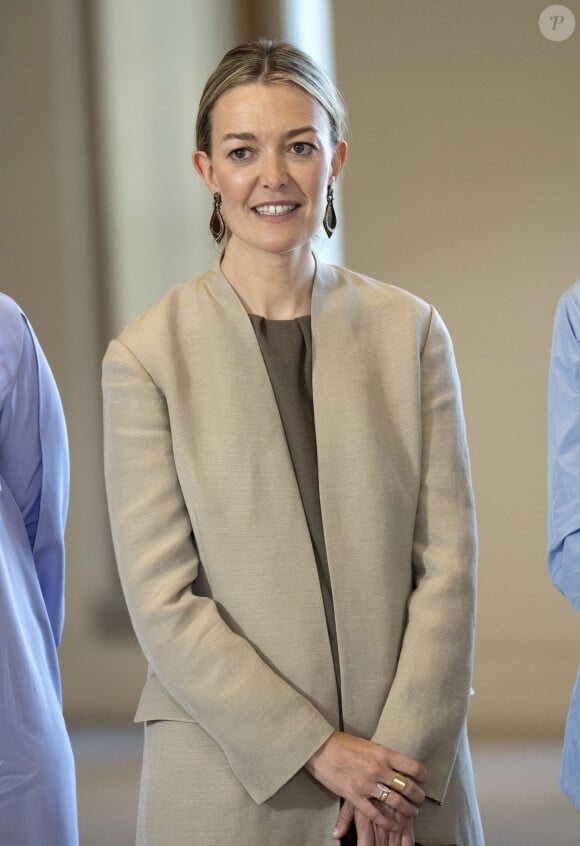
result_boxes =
[196,39,347,154]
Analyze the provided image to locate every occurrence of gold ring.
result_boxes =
[390,773,407,793]
[376,782,391,803]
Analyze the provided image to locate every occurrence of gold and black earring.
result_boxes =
[323,184,337,238]
[209,193,226,244]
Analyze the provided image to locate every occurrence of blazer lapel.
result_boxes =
[186,264,339,716]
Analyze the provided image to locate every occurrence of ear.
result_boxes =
[192,150,218,193]
[330,140,348,179]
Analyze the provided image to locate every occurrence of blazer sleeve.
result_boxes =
[102,339,333,805]
[372,307,477,803]
[548,283,580,613]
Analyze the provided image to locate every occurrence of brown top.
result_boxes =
[249,314,342,714]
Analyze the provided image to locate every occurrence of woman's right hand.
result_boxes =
[334,802,417,846]
[304,732,427,836]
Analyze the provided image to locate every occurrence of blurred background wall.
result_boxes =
[1,0,578,742]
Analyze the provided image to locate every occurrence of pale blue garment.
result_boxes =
[548,280,580,809]
[0,294,78,843]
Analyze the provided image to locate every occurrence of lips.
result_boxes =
[253,203,299,216]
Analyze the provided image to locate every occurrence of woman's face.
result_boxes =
[193,83,346,259]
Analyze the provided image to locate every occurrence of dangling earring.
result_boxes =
[323,184,337,238]
[209,193,226,244]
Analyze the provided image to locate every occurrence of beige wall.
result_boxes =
[1,0,578,737]
[333,0,580,736]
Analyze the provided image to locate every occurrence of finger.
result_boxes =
[380,788,421,821]
[375,774,424,810]
[372,784,419,822]
[388,772,426,806]
[400,818,416,846]
[388,753,428,785]
[374,801,410,839]
[357,829,375,846]
[384,816,414,846]
[373,820,393,846]
[385,820,404,846]
[332,801,355,840]
[357,798,401,833]
[354,810,377,846]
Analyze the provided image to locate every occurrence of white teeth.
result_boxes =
[255,204,297,215]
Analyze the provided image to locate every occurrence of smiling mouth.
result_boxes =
[253,203,299,216]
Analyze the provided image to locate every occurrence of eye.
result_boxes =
[229,148,251,162]
[291,141,315,155]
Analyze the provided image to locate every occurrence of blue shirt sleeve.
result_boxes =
[0,294,69,644]
[0,312,42,549]
[548,281,580,613]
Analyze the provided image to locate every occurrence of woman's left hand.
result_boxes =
[333,800,416,846]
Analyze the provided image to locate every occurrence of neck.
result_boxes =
[220,241,315,319]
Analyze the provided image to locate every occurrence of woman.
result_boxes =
[103,40,484,846]
[548,281,580,809]
[0,293,78,844]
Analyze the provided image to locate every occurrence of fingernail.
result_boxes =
[332,828,340,838]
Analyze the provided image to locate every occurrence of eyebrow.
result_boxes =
[220,125,320,144]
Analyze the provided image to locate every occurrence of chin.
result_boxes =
[259,230,316,255]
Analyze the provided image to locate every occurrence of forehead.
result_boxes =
[211,83,331,138]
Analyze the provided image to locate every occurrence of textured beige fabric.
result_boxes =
[102,259,484,845]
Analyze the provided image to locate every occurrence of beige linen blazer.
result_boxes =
[102,260,483,845]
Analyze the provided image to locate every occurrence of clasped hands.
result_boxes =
[305,731,427,846]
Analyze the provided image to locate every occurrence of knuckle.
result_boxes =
[389,794,413,819]
[370,805,392,829]
[368,759,384,781]
[403,760,422,780]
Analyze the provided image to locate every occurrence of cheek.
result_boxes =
[309,161,332,197]
[216,172,249,203]
[311,173,330,209]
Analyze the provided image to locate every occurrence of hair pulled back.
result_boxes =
[196,39,347,155]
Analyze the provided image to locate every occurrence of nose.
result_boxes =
[261,151,288,189]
